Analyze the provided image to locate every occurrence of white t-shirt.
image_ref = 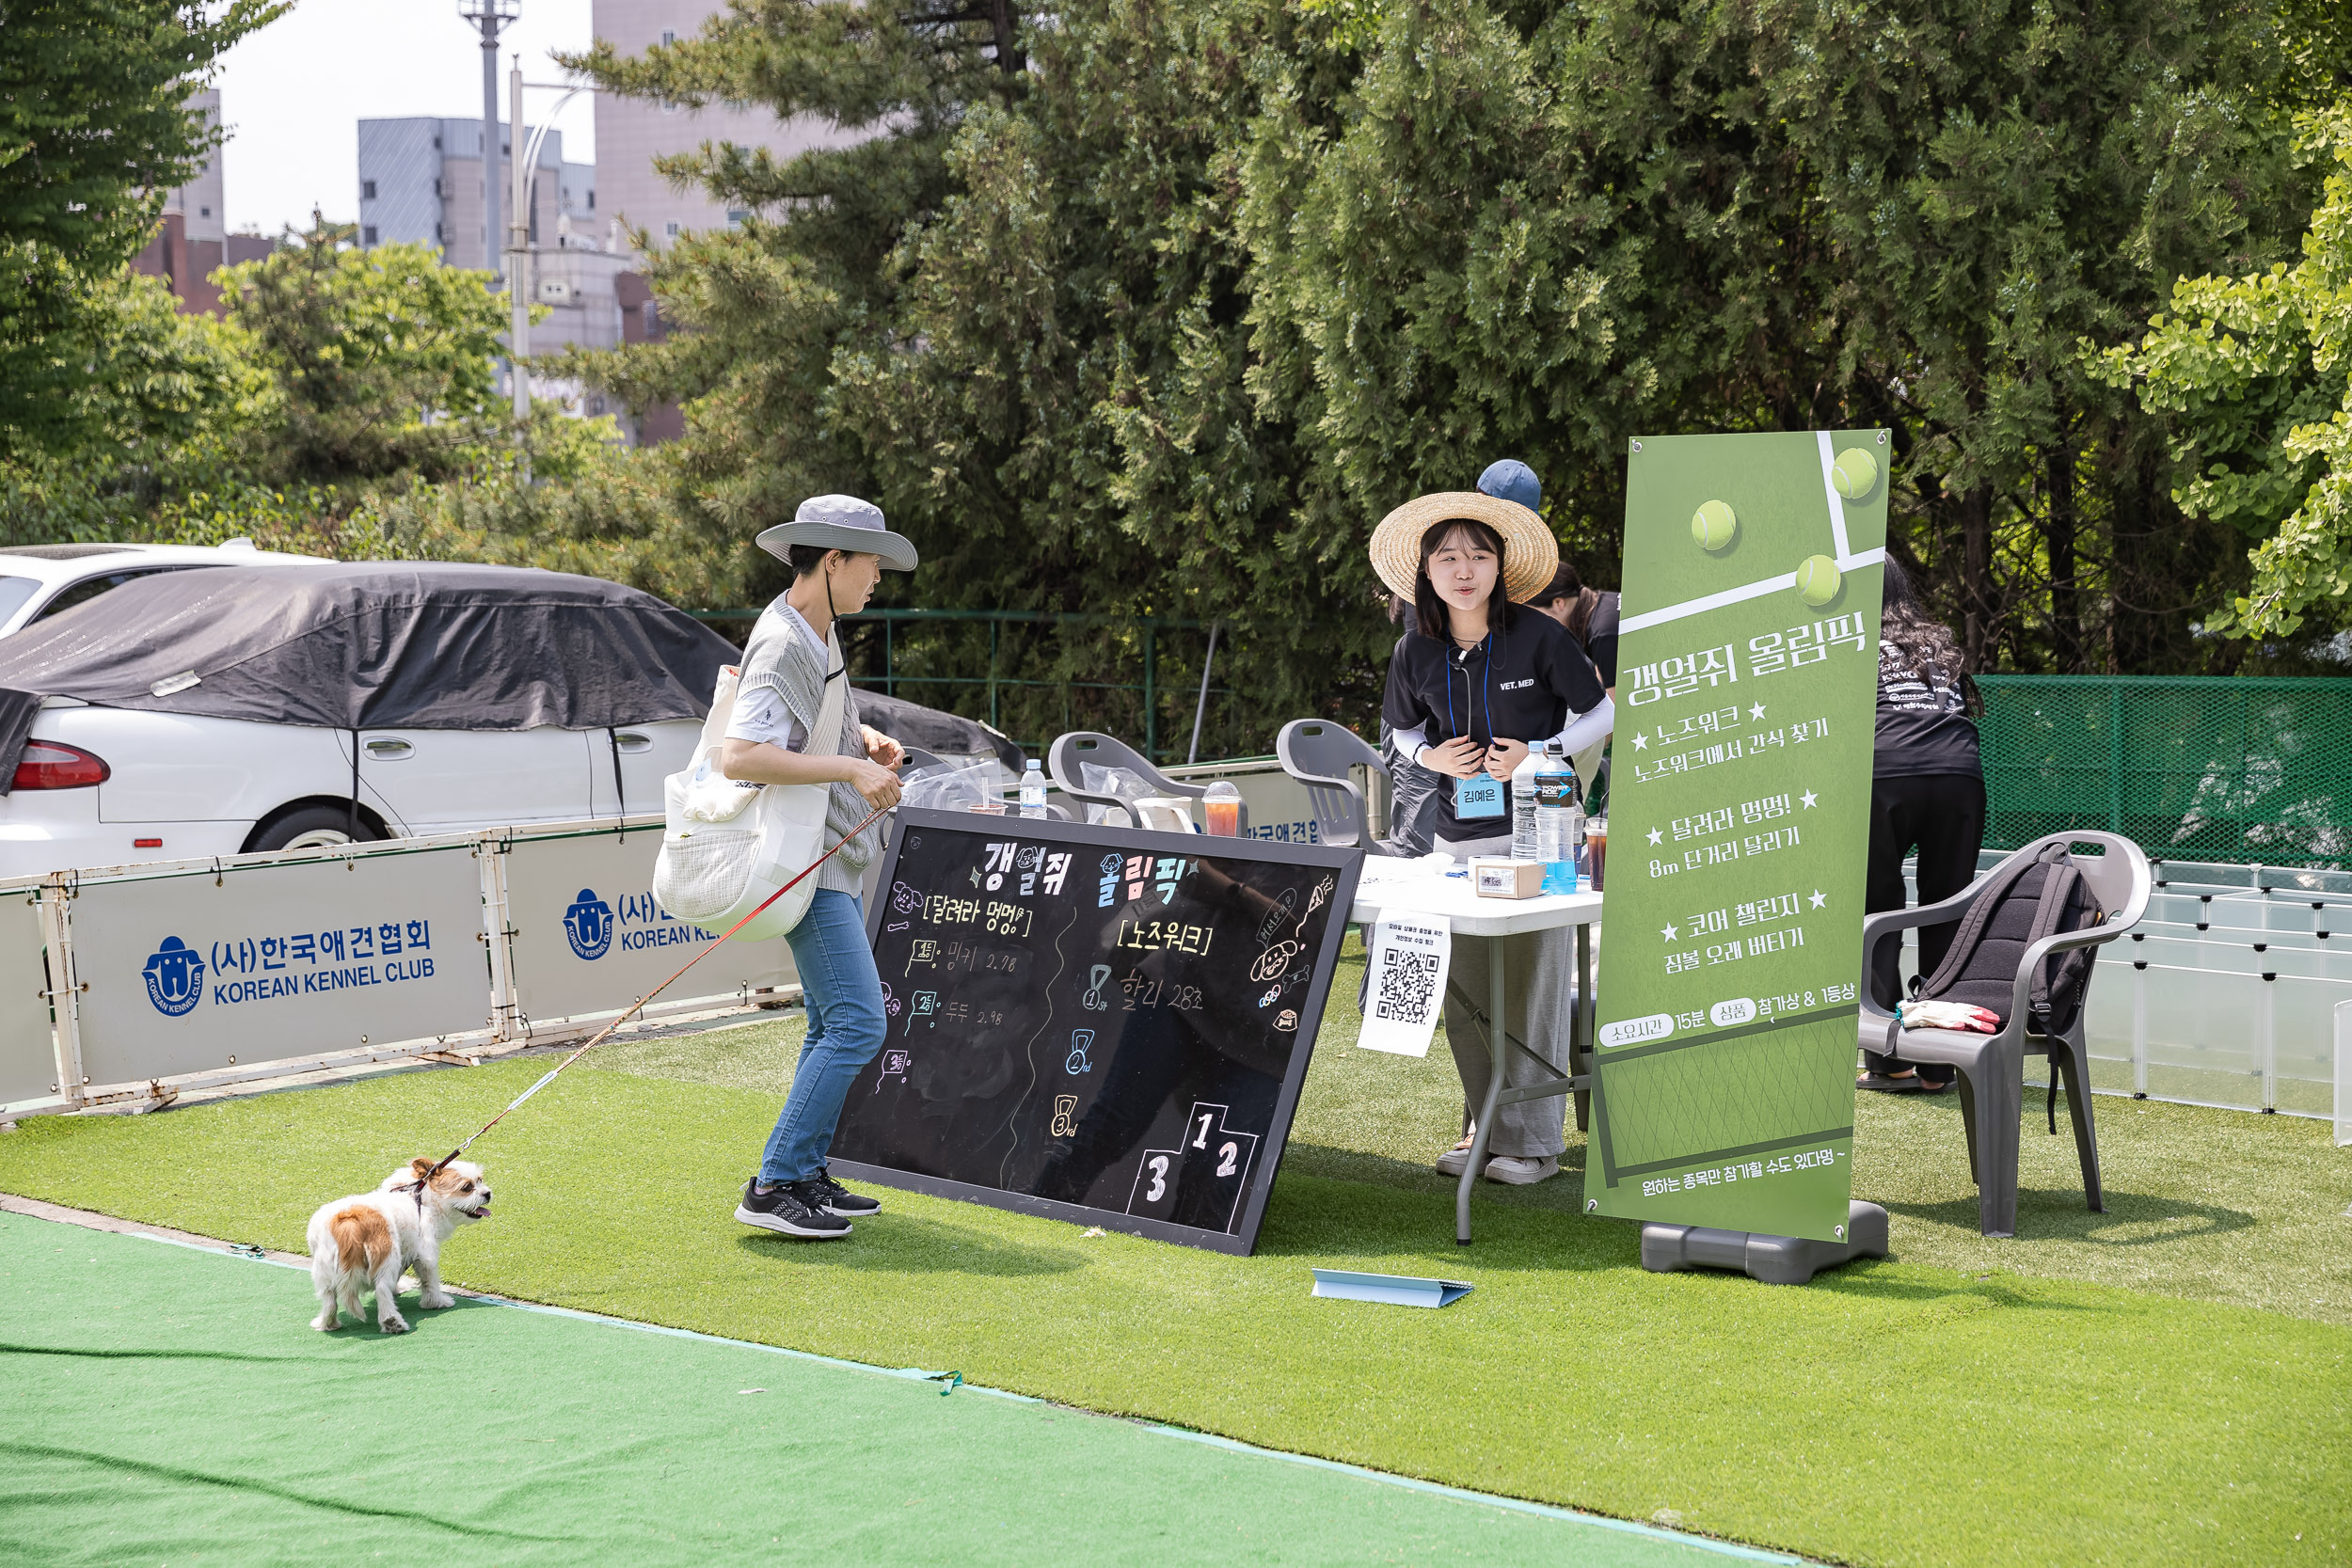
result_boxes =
[723,605,828,752]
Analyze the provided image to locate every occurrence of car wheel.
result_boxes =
[248,805,384,853]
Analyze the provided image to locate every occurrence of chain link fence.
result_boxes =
[1979,675,2352,869]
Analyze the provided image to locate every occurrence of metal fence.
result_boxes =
[1979,675,2352,869]
[693,607,1232,765]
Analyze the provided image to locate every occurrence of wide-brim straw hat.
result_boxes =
[1369,491,1559,603]
[755,494,920,572]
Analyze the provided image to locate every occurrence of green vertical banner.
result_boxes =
[1583,430,1888,1243]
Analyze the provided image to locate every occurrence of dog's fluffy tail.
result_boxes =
[325,1205,392,1275]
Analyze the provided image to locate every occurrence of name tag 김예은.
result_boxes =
[1454,771,1505,819]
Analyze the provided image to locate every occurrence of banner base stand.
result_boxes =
[1640,1200,1888,1285]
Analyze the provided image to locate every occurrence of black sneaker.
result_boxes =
[802,1169,881,1218]
[735,1178,850,1239]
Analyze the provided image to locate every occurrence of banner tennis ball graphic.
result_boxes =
[1584,430,1888,1243]
[1795,554,1841,607]
[1691,500,1738,551]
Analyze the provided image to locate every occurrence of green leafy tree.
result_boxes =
[2097,108,2352,641]
[212,225,515,487]
[0,0,282,455]
[1239,0,2306,676]
[535,0,2310,758]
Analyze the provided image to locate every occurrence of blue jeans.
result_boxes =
[757,890,885,1184]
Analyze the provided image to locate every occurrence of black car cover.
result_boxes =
[0,563,736,795]
[0,562,1025,794]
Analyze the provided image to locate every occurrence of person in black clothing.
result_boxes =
[1862,559,1986,1092]
[1532,564,1620,693]
[1370,486,1613,1181]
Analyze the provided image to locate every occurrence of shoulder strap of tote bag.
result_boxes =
[765,629,853,833]
[817,626,850,755]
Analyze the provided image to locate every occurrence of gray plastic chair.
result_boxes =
[1857,831,2151,1237]
[1276,719,1387,848]
[1046,733,1205,827]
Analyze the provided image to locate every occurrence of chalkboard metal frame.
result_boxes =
[832,808,1365,1256]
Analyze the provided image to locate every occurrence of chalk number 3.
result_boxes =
[1143,1154,1170,1203]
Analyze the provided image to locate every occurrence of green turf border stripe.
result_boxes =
[107,1224,1804,1566]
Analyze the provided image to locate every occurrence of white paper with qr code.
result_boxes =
[1356,911,1452,1057]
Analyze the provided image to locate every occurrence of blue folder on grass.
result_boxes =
[1310,1268,1472,1308]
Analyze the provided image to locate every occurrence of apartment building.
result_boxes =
[355,117,596,266]
[593,0,853,250]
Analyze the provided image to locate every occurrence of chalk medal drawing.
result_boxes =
[1050,1094,1078,1138]
[563,888,613,960]
[141,936,205,1017]
[1080,964,1112,1011]
[904,990,938,1036]
[1066,1029,1096,1076]
[875,1048,913,1093]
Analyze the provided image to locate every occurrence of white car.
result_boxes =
[0,562,716,879]
[0,540,330,637]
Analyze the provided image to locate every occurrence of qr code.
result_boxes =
[1374,949,1441,1022]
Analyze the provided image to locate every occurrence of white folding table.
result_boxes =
[1348,862,1603,1243]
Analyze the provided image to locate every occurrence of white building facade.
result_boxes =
[592,0,853,249]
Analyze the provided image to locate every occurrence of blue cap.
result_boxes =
[1477,459,1541,511]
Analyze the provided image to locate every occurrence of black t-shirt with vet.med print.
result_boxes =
[1874,638,1981,780]
[1383,609,1607,843]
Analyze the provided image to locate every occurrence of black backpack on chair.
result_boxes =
[1914,842,2106,1037]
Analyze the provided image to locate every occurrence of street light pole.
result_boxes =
[510,57,530,419]
[457,0,521,282]
[507,79,591,426]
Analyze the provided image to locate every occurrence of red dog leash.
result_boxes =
[411,802,892,1187]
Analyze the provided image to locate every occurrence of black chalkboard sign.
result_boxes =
[828,808,1363,1255]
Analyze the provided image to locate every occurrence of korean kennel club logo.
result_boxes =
[564,889,614,960]
[141,936,205,1017]
[140,921,437,1016]
[565,890,720,960]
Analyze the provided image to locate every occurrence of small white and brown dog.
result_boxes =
[306,1158,491,1333]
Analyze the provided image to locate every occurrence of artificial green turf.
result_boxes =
[597,962,2352,1331]
[0,1212,1728,1568]
[2,1041,2344,1566]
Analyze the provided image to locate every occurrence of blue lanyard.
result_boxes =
[1443,635,1496,750]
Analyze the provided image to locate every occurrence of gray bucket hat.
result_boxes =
[754,494,919,572]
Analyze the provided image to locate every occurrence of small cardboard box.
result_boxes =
[1470,857,1543,899]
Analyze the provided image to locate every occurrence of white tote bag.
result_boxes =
[651,629,851,942]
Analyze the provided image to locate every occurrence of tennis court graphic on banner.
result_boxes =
[1584,430,1888,1243]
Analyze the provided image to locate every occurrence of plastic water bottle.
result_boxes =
[1510,744,1544,861]
[1019,758,1048,819]
[1534,742,1580,895]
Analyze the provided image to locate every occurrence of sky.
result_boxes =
[210,0,599,236]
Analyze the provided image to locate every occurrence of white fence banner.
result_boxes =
[0,885,54,1104]
[499,822,794,1031]
[67,840,489,1086]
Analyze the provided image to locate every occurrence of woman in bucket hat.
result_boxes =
[725,494,917,1240]
[1371,481,1613,1184]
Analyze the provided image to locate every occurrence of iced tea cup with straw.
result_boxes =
[1585,816,1607,891]
[1202,779,1242,836]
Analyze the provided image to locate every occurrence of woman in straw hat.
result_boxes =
[723,494,917,1242]
[1371,486,1614,1183]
